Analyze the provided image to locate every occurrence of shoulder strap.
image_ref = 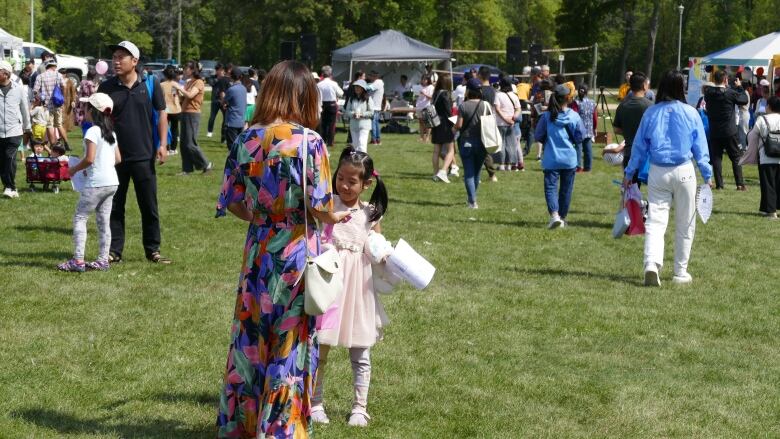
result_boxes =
[300,128,316,257]
[462,101,480,128]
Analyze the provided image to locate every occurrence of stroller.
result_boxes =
[25,155,70,193]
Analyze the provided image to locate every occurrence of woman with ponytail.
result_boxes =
[534,83,585,229]
[312,146,390,428]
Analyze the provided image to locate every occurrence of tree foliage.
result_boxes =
[0,0,777,85]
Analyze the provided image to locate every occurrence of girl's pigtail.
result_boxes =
[548,93,561,122]
[367,172,388,222]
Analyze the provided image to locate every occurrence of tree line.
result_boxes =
[1,0,778,85]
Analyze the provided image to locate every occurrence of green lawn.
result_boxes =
[1,110,778,438]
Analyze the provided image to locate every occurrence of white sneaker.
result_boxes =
[348,409,370,427]
[449,165,460,177]
[644,263,661,287]
[498,164,506,171]
[206,132,213,138]
[547,214,562,229]
[10,189,19,198]
[468,202,478,209]
[2,188,13,198]
[672,272,693,284]
[310,405,330,424]
[434,169,450,183]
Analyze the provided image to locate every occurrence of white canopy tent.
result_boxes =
[688,32,780,105]
[0,27,24,70]
[331,30,452,89]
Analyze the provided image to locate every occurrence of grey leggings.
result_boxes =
[72,185,118,261]
[180,112,209,172]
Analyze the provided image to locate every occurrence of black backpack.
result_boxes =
[760,115,780,158]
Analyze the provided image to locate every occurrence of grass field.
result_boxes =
[1,108,778,438]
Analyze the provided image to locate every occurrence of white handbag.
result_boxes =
[298,128,343,315]
[479,102,503,154]
[612,191,631,239]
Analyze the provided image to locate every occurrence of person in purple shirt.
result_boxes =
[623,70,713,287]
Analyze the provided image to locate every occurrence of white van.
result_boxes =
[23,42,89,84]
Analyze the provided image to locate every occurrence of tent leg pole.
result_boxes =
[349,61,353,82]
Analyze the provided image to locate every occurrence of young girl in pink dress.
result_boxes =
[311,146,390,427]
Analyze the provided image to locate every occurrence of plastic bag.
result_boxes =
[625,183,645,236]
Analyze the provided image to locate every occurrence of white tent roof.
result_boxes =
[0,27,23,47]
[332,30,450,63]
[701,32,780,66]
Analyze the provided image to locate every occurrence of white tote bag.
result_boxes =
[479,102,502,154]
[298,128,343,315]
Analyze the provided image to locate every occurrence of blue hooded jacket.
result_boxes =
[534,108,585,170]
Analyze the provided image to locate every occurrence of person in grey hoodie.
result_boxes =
[0,60,31,199]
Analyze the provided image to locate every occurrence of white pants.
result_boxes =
[644,162,698,275]
[350,126,370,153]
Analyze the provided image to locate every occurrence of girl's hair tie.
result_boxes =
[372,169,379,177]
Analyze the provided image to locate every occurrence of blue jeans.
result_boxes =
[524,126,534,156]
[576,137,593,170]
[458,136,487,204]
[543,168,576,218]
[371,112,381,142]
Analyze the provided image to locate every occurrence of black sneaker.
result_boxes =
[108,252,122,264]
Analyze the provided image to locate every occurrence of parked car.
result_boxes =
[200,59,218,85]
[23,42,89,83]
[143,62,167,82]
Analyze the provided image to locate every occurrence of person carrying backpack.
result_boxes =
[97,40,172,264]
[32,58,67,149]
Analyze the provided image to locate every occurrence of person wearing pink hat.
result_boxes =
[58,93,122,272]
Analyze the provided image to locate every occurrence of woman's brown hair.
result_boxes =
[251,60,320,129]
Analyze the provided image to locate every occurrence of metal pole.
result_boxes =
[30,0,34,43]
[677,5,684,70]
[177,0,182,64]
[591,43,598,99]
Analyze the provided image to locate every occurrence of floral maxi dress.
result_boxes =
[216,124,333,439]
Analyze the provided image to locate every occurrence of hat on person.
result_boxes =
[530,66,542,77]
[499,77,513,88]
[466,77,482,91]
[79,92,114,114]
[108,40,140,59]
[553,83,571,97]
[760,79,770,87]
[352,79,368,90]
[0,60,12,73]
[44,59,57,68]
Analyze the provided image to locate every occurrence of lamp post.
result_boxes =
[30,0,34,43]
[676,4,684,70]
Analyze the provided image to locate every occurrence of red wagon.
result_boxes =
[25,156,70,193]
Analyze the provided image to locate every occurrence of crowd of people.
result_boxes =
[3,33,780,438]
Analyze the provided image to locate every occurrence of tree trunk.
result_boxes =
[618,0,635,83]
[442,29,453,72]
[645,0,660,78]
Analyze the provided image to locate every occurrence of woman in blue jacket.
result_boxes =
[623,70,713,286]
[534,84,585,229]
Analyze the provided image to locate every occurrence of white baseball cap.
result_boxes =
[80,92,114,113]
[760,79,770,87]
[0,60,13,73]
[109,40,140,59]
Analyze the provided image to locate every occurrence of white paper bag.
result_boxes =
[68,156,85,193]
[385,239,435,290]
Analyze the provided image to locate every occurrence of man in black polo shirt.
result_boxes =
[98,40,171,264]
[207,63,229,143]
[613,71,653,175]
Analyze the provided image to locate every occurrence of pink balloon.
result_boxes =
[95,60,108,75]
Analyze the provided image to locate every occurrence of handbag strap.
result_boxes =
[300,127,318,258]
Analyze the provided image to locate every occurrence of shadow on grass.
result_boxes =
[0,249,71,267]
[389,197,458,207]
[14,224,72,235]
[13,408,213,438]
[507,266,643,287]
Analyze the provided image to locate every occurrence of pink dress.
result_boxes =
[317,197,389,348]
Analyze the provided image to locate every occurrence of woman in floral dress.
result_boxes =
[215,60,347,439]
